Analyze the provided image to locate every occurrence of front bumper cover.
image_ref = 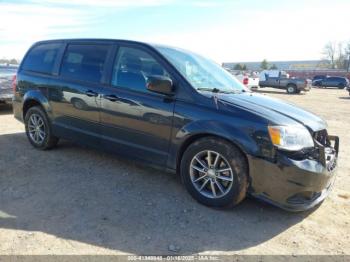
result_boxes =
[248,134,339,212]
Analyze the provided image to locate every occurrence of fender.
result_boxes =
[167,119,268,171]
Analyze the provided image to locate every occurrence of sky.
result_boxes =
[0,0,349,63]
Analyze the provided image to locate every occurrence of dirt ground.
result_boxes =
[0,88,349,256]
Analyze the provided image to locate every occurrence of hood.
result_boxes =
[217,92,326,132]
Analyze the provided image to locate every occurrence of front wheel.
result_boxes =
[180,137,248,208]
[24,106,59,150]
[286,85,297,94]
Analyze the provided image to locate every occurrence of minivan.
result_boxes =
[13,39,339,211]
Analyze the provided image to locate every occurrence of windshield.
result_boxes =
[155,46,247,93]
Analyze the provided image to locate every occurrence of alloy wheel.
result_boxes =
[189,150,234,199]
[28,113,46,144]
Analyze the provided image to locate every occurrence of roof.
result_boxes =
[35,38,151,45]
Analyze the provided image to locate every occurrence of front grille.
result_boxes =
[314,129,330,147]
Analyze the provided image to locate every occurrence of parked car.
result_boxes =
[312,75,328,82]
[235,73,259,89]
[259,70,311,94]
[0,66,17,104]
[312,76,349,89]
[13,39,339,211]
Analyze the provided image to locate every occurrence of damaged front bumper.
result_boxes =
[248,133,339,212]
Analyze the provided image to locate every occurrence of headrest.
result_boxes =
[121,54,142,72]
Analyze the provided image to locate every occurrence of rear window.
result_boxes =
[60,44,110,83]
[21,43,61,74]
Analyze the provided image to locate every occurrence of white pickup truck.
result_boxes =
[234,73,259,89]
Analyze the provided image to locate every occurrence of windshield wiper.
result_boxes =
[196,87,221,93]
[196,87,242,94]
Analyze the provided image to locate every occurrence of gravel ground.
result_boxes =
[0,87,349,255]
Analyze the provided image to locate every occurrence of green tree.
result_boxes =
[260,59,269,70]
[0,58,19,65]
[233,64,241,70]
[9,59,18,65]
[233,63,247,70]
[270,64,278,70]
[233,64,242,70]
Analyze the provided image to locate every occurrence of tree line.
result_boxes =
[233,59,277,71]
[0,58,19,65]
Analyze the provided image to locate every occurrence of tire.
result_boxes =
[338,83,345,89]
[180,137,248,208]
[313,81,321,88]
[286,84,297,94]
[24,106,59,150]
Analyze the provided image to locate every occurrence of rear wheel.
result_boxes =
[338,83,345,89]
[180,137,248,208]
[24,106,59,150]
[286,84,297,94]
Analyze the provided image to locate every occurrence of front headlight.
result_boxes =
[268,125,314,151]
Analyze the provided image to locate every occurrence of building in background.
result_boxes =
[222,60,331,71]
[223,60,350,80]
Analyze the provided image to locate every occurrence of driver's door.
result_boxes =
[100,45,175,166]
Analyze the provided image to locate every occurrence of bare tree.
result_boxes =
[345,41,350,71]
[322,42,337,69]
[335,42,346,69]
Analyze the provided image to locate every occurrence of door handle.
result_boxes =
[85,90,98,97]
[104,94,119,102]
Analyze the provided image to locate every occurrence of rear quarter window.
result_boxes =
[21,43,62,74]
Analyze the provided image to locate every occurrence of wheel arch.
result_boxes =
[175,133,250,182]
[22,91,51,119]
[286,83,297,88]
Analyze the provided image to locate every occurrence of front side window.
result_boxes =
[155,45,247,93]
[112,47,169,92]
[60,44,110,83]
[22,43,61,74]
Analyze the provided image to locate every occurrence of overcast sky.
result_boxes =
[0,0,349,63]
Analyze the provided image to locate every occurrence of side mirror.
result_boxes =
[147,75,174,96]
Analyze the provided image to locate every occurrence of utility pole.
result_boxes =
[348,53,350,72]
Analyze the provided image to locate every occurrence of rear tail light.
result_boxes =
[243,77,249,85]
[12,75,17,93]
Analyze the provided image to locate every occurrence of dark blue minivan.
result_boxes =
[13,39,339,211]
